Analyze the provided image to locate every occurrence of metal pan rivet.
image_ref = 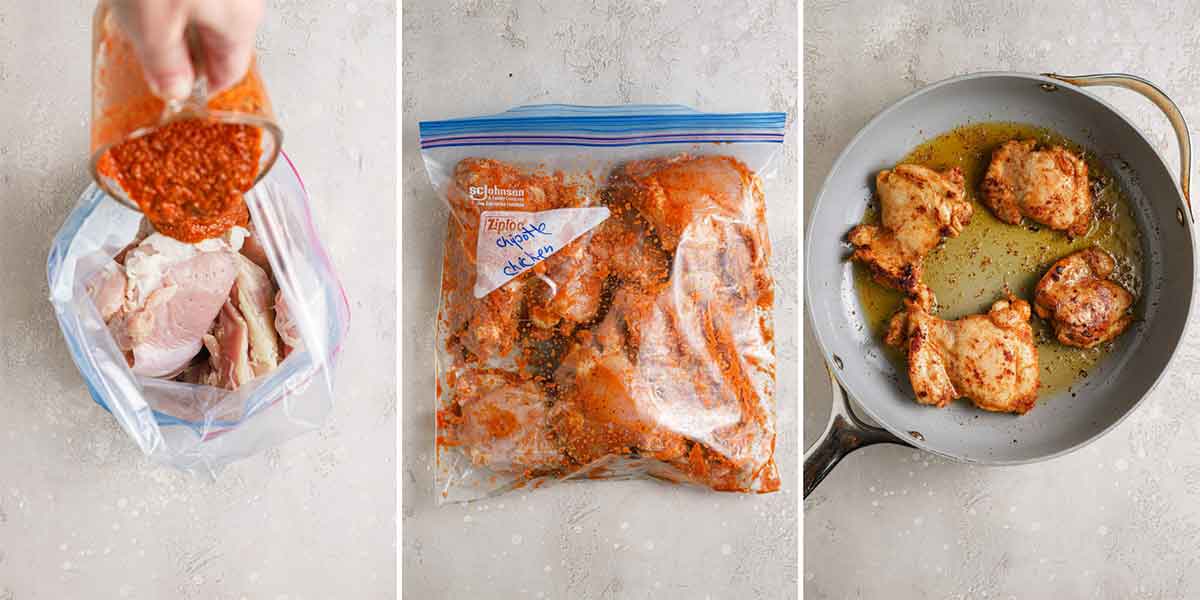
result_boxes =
[1178,207,1186,226]
[833,355,844,369]
[1040,83,1059,92]
[908,431,925,441]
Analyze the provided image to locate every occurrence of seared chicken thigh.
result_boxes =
[1034,247,1134,348]
[849,165,972,295]
[981,139,1091,237]
[887,292,1040,414]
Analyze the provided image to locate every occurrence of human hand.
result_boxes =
[110,0,265,100]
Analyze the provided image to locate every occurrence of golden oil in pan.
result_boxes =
[852,121,1144,396]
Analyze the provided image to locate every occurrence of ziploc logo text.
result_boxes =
[483,216,526,234]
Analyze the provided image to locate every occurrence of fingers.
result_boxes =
[192,0,264,93]
[111,0,195,100]
[110,0,264,99]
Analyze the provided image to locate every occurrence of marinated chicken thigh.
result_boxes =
[526,213,671,331]
[887,292,1040,415]
[443,369,563,474]
[439,158,572,361]
[1034,247,1134,348]
[436,154,779,493]
[549,154,779,492]
[551,271,776,491]
[981,139,1092,237]
[848,165,972,295]
[607,154,768,253]
[527,231,609,330]
[550,286,689,467]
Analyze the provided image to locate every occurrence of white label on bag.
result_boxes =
[474,207,611,298]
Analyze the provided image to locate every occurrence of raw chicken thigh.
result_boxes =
[87,223,297,390]
[103,234,240,377]
[442,369,563,474]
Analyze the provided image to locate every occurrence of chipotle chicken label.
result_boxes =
[474,207,611,298]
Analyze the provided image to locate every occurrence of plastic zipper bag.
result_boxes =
[419,105,786,502]
[47,154,350,476]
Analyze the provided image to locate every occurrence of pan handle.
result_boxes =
[1044,72,1193,222]
[803,362,913,499]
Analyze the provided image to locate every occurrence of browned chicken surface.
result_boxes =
[848,164,972,295]
[981,139,1092,237]
[887,291,1040,415]
[1034,247,1134,348]
[437,154,779,493]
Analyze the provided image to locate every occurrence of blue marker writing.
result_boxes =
[502,244,556,277]
[496,222,551,251]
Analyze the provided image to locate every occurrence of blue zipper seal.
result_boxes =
[419,104,787,148]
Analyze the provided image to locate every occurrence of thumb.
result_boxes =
[139,37,196,101]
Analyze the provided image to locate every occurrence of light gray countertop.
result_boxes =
[401,1,798,598]
[0,1,396,598]
[805,1,1200,597]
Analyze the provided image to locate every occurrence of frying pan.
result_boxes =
[803,72,1196,498]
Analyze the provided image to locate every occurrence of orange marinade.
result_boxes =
[93,6,274,243]
[97,119,262,243]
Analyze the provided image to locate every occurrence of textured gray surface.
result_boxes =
[401,1,798,598]
[0,2,396,598]
[805,1,1200,597]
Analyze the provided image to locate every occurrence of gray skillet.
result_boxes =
[804,72,1196,498]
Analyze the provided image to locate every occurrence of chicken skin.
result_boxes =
[886,291,1040,415]
[981,139,1091,237]
[442,368,564,474]
[848,165,972,295]
[1034,247,1134,348]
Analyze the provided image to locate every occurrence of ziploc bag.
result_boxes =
[47,153,350,475]
[419,105,786,502]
